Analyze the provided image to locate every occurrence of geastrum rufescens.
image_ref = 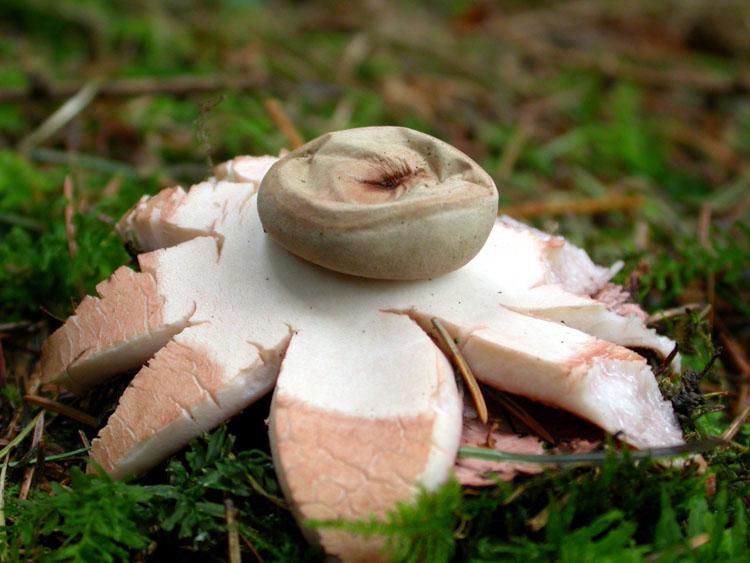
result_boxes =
[38,127,683,561]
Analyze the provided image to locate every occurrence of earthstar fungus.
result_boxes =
[38,127,684,561]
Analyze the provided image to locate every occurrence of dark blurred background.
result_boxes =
[3,1,750,203]
[1,0,748,353]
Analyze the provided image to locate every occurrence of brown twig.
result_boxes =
[431,318,488,424]
[239,531,264,563]
[698,202,715,254]
[17,77,105,154]
[102,175,122,199]
[39,306,67,324]
[264,98,304,150]
[662,121,748,173]
[23,395,98,428]
[655,345,681,380]
[225,498,242,563]
[0,321,33,333]
[63,175,78,258]
[722,406,750,443]
[499,194,644,219]
[719,333,750,383]
[335,33,370,83]
[0,456,8,559]
[497,113,535,180]
[78,429,91,450]
[484,388,556,445]
[0,74,265,103]
[245,472,287,509]
[19,413,45,501]
[647,303,706,325]
[699,203,716,326]
[485,420,500,449]
[0,340,6,388]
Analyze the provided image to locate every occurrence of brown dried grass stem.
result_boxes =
[663,121,747,172]
[483,388,556,445]
[497,114,535,180]
[78,429,91,449]
[0,74,264,102]
[500,194,644,219]
[23,395,98,428]
[17,77,105,154]
[431,318,488,424]
[264,98,304,150]
[0,413,41,460]
[239,531,264,563]
[720,333,750,381]
[722,406,750,443]
[0,456,8,560]
[0,340,6,388]
[225,497,242,563]
[647,303,706,325]
[63,175,78,258]
[19,412,45,501]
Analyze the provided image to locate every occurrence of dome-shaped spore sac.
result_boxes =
[257,126,499,280]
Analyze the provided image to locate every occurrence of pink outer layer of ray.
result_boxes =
[271,399,437,561]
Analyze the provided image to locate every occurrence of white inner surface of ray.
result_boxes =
[145,176,618,418]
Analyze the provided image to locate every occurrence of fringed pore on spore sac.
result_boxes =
[365,156,423,190]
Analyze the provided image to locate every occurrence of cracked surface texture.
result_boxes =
[272,398,434,561]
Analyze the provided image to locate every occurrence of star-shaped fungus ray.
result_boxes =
[38,132,683,561]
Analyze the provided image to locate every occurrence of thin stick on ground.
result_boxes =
[239,531,264,563]
[0,340,6,388]
[0,456,9,560]
[431,318,488,424]
[0,74,265,102]
[0,321,33,333]
[23,395,98,428]
[225,497,242,563]
[0,413,42,461]
[699,202,716,326]
[78,429,91,450]
[722,406,750,443]
[499,194,644,219]
[719,333,750,382]
[17,77,105,154]
[483,387,556,445]
[245,472,287,509]
[647,303,705,325]
[497,113,535,180]
[662,120,747,173]
[19,412,45,501]
[264,98,304,150]
[63,175,78,258]
[655,345,681,380]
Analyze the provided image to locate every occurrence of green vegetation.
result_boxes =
[1,1,749,561]
[2,426,313,561]
[3,467,153,562]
